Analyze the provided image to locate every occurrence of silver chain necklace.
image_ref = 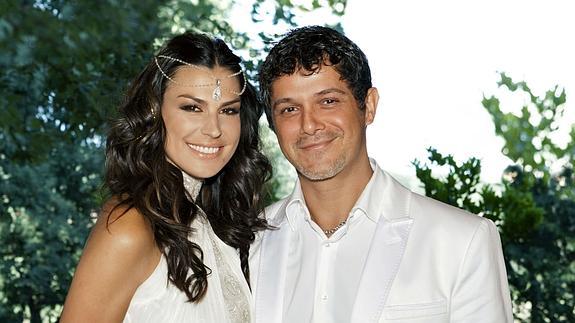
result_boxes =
[323,219,347,237]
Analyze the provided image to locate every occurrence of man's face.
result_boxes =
[270,65,377,181]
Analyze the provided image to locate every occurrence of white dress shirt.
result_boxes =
[279,164,382,323]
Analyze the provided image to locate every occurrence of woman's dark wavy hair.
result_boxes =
[259,25,372,130]
[105,31,271,302]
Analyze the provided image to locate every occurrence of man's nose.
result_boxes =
[301,107,324,135]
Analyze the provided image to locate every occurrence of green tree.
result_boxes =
[0,141,103,322]
[0,0,347,321]
[413,73,575,322]
[0,1,174,321]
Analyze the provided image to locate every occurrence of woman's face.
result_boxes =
[161,65,242,179]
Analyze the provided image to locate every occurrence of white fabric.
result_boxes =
[270,164,380,322]
[250,160,513,323]
[123,175,251,323]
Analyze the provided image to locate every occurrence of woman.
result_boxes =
[60,31,271,322]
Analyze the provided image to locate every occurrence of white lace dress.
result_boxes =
[122,173,252,323]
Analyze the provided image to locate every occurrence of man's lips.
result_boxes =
[297,137,336,150]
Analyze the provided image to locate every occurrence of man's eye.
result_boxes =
[322,98,338,105]
[180,105,201,112]
[280,106,297,114]
[221,107,240,115]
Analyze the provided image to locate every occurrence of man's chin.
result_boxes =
[294,156,346,182]
[296,166,341,182]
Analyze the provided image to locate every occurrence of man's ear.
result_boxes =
[363,87,379,126]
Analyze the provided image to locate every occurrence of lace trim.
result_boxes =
[209,234,251,323]
[182,171,202,201]
[185,172,250,322]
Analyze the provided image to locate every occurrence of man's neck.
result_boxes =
[299,158,374,231]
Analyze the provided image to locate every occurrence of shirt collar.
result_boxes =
[283,158,386,229]
[285,180,307,231]
[351,158,384,223]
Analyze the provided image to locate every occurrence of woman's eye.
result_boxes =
[221,107,240,115]
[180,104,201,112]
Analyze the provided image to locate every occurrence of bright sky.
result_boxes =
[343,0,575,187]
[231,0,575,189]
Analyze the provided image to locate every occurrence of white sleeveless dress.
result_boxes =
[122,173,252,323]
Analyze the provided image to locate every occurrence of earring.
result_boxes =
[151,107,156,120]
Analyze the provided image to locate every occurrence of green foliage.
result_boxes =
[251,0,346,26]
[413,149,484,215]
[413,73,575,322]
[0,1,172,321]
[0,0,345,321]
[250,0,347,69]
[483,72,573,181]
[1,1,163,165]
[0,141,103,322]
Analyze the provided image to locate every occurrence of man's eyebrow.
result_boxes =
[314,88,347,96]
[272,88,346,107]
[272,97,295,108]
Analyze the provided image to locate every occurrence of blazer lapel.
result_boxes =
[254,202,292,323]
[350,169,414,322]
[350,218,413,322]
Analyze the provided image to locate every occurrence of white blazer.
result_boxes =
[250,167,513,323]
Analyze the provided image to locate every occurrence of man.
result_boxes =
[250,26,513,323]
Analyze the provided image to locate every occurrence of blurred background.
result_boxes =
[0,0,573,322]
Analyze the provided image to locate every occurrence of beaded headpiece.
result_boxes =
[154,55,247,101]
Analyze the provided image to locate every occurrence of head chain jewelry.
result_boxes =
[154,55,247,101]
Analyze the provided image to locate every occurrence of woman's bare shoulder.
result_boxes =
[60,199,161,322]
[86,199,161,283]
[94,200,157,251]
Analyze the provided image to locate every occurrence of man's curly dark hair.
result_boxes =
[259,25,372,130]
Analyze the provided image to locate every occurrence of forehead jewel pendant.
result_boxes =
[213,79,222,101]
[154,55,246,98]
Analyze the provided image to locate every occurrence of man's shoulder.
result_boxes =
[410,192,473,217]
[376,167,486,230]
[408,191,493,238]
